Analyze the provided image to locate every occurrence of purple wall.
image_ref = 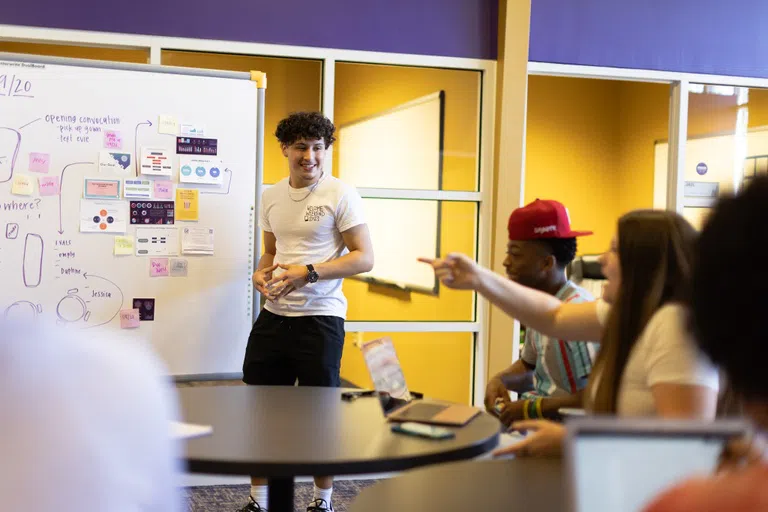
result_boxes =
[530,0,768,78]
[0,0,498,60]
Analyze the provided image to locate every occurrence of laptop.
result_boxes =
[563,417,750,512]
[360,336,480,426]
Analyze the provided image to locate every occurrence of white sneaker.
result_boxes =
[307,498,333,511]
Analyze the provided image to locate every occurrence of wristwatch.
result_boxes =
[306,264,319,284]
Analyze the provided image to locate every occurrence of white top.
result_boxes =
[0,325,181,512]
[260,175,366,318]
[594,300,719,416]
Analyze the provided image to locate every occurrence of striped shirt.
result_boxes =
[520,281,598,399]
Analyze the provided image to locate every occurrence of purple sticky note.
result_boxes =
[29,153,50,173]
[38,176,60,196]
[104,130,123,150]
[153,180,174,199]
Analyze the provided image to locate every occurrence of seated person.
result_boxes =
[0,323,180,511]
[643,176,768,512]
[421,208,719,457]
[484,200,598,427]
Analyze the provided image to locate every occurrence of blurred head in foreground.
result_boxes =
[0,322,181,511]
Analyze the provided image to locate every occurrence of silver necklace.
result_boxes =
[289,170,325,202]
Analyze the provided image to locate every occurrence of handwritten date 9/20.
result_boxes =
[0,74,33,98]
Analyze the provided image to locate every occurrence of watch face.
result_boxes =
[309,272,319,283]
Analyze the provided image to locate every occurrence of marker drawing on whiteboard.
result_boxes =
[18,118,41,130]
[0,127,21,183]
[82,272,124,329]
[134,120,153,176]
[22,233,44,288]
[56,288,90,324]
[57,161,94,234]
[200,168,233,195]
[3,300,42,323]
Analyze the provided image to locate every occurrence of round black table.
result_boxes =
[178,386,501,512]
[349,457,564,511]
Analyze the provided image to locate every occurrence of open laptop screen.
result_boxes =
[360,337,413,416]
[567,420,747,512]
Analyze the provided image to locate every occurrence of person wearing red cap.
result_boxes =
[420,208,719,457]
[483,199,598,427]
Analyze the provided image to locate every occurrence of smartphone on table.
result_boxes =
[391,422,456,440]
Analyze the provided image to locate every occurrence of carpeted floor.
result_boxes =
[185,481,378,512]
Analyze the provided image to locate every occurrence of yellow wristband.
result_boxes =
[522,399,530,420]
[535,398,543,419]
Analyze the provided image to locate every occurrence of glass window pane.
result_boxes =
[0,41,148,63]
[161,51,322,184]
[341,332,474,404]
[684,84,761,230]
[334,62,481,191]
[344,200,476,321]
[527,76,669,253]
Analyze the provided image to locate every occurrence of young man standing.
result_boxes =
[240,112,374,512]
[483,199,599,427]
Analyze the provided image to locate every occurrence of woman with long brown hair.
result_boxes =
[420,210,719,456]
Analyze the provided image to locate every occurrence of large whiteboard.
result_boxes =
[0,55,258,376]
[338,92,443,292]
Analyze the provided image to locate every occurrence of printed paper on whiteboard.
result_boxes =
[181,226,215,255]
[179,156,224,185]
[79,199,128,233]
[140,147,173,177]
[135,226,179,256]
[99,151,132,173]
[124,178,153,199]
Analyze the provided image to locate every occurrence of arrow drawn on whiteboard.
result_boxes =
[82,272,124,329]
[0,127,21,183]
[134,120,153,176]
[201,169,233,195]
[58,162,94,234]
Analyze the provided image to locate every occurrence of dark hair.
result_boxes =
[587,210,698,413]
[535,237,577,268]
[692,177,768,401]
[275,112,336,148]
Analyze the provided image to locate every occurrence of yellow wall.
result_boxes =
[334,63,483,404]
[0,42,148,63]
[526,76,623,254]
[526,77,670,254]
[161,51,322,183]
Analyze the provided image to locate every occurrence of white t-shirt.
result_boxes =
[0,325,180,511]
[260,175,366,318]
[593,300,719,416]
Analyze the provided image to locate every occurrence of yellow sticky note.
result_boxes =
[176,188,199,221]
[114,235,134,255]
[11,174,34,195]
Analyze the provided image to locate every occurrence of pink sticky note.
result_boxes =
[104,130,123,150]
[38,176,60,196]
[120,309,140,329]
[154,180,174,199]
[150,258,170,277]
[29,152,50,173]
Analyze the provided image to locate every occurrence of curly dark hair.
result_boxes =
[535,237,577,268]
[692,176,768,401]
[275,112,336,148]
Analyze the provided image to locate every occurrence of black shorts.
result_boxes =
[242,309,345,387]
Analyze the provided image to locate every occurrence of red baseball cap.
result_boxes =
[507,199,592,241]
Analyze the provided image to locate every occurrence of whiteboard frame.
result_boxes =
[337,91,445,295]
[0,50,265,382]
[0,24,494,406]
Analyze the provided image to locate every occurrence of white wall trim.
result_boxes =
[345,322,480,333]
[529,61,768,89]
[666,81,689,213]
